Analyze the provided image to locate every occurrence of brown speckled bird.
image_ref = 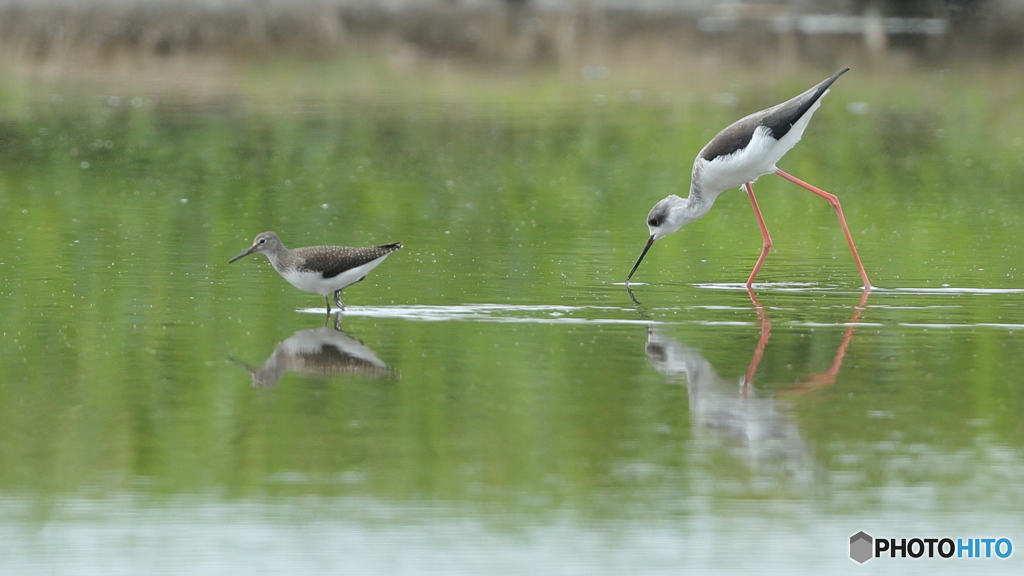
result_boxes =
[229,231,402,312]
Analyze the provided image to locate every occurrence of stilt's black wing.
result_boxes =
[699,68,849,162]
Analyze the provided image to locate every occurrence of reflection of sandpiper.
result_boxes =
[232,326,397,388]
[644,289,869,477]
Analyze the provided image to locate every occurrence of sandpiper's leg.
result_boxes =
[744,182,773,287]
[333,290,346,310]
[775,169,873,290]
[324,295,332,314]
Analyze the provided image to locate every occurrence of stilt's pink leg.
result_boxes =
[774,169,873,289]
[744,182,773,287]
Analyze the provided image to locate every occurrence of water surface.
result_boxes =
[1,67,1023,573]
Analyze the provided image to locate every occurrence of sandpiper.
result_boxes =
[229,231,402,312]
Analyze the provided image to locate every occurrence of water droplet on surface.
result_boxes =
[846,101,870,115]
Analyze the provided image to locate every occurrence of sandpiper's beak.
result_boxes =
[626,234,656,283]
[229,243,258,263]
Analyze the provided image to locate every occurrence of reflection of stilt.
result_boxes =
[740,288,870,394]
[643,289,870,481]
[782,288,871,395]
[644,314,810,480]
[625,284,642,308]
[742,288,771,392]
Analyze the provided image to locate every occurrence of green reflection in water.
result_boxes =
[1,65,1023,528]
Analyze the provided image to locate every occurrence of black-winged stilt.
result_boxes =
[625,68,872,289]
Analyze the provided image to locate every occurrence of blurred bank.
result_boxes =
[0,1,1021,88]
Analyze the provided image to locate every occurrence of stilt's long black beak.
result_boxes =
[229,244,257,263]
[626,235,656,284]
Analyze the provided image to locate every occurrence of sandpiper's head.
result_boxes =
[229,231,284,263]
[626,195,690,283]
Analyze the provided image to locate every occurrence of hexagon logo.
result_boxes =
[850,531,873,564]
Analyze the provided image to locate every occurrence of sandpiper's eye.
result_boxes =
[648,216,661,227]
[258,238,266,244]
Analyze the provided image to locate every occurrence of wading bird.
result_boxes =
[229,231,402,312]
[625,68,872,289]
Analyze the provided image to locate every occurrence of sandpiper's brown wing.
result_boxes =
[299,242,403,279]
[699,68,849,162]
[292,344,397,378]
